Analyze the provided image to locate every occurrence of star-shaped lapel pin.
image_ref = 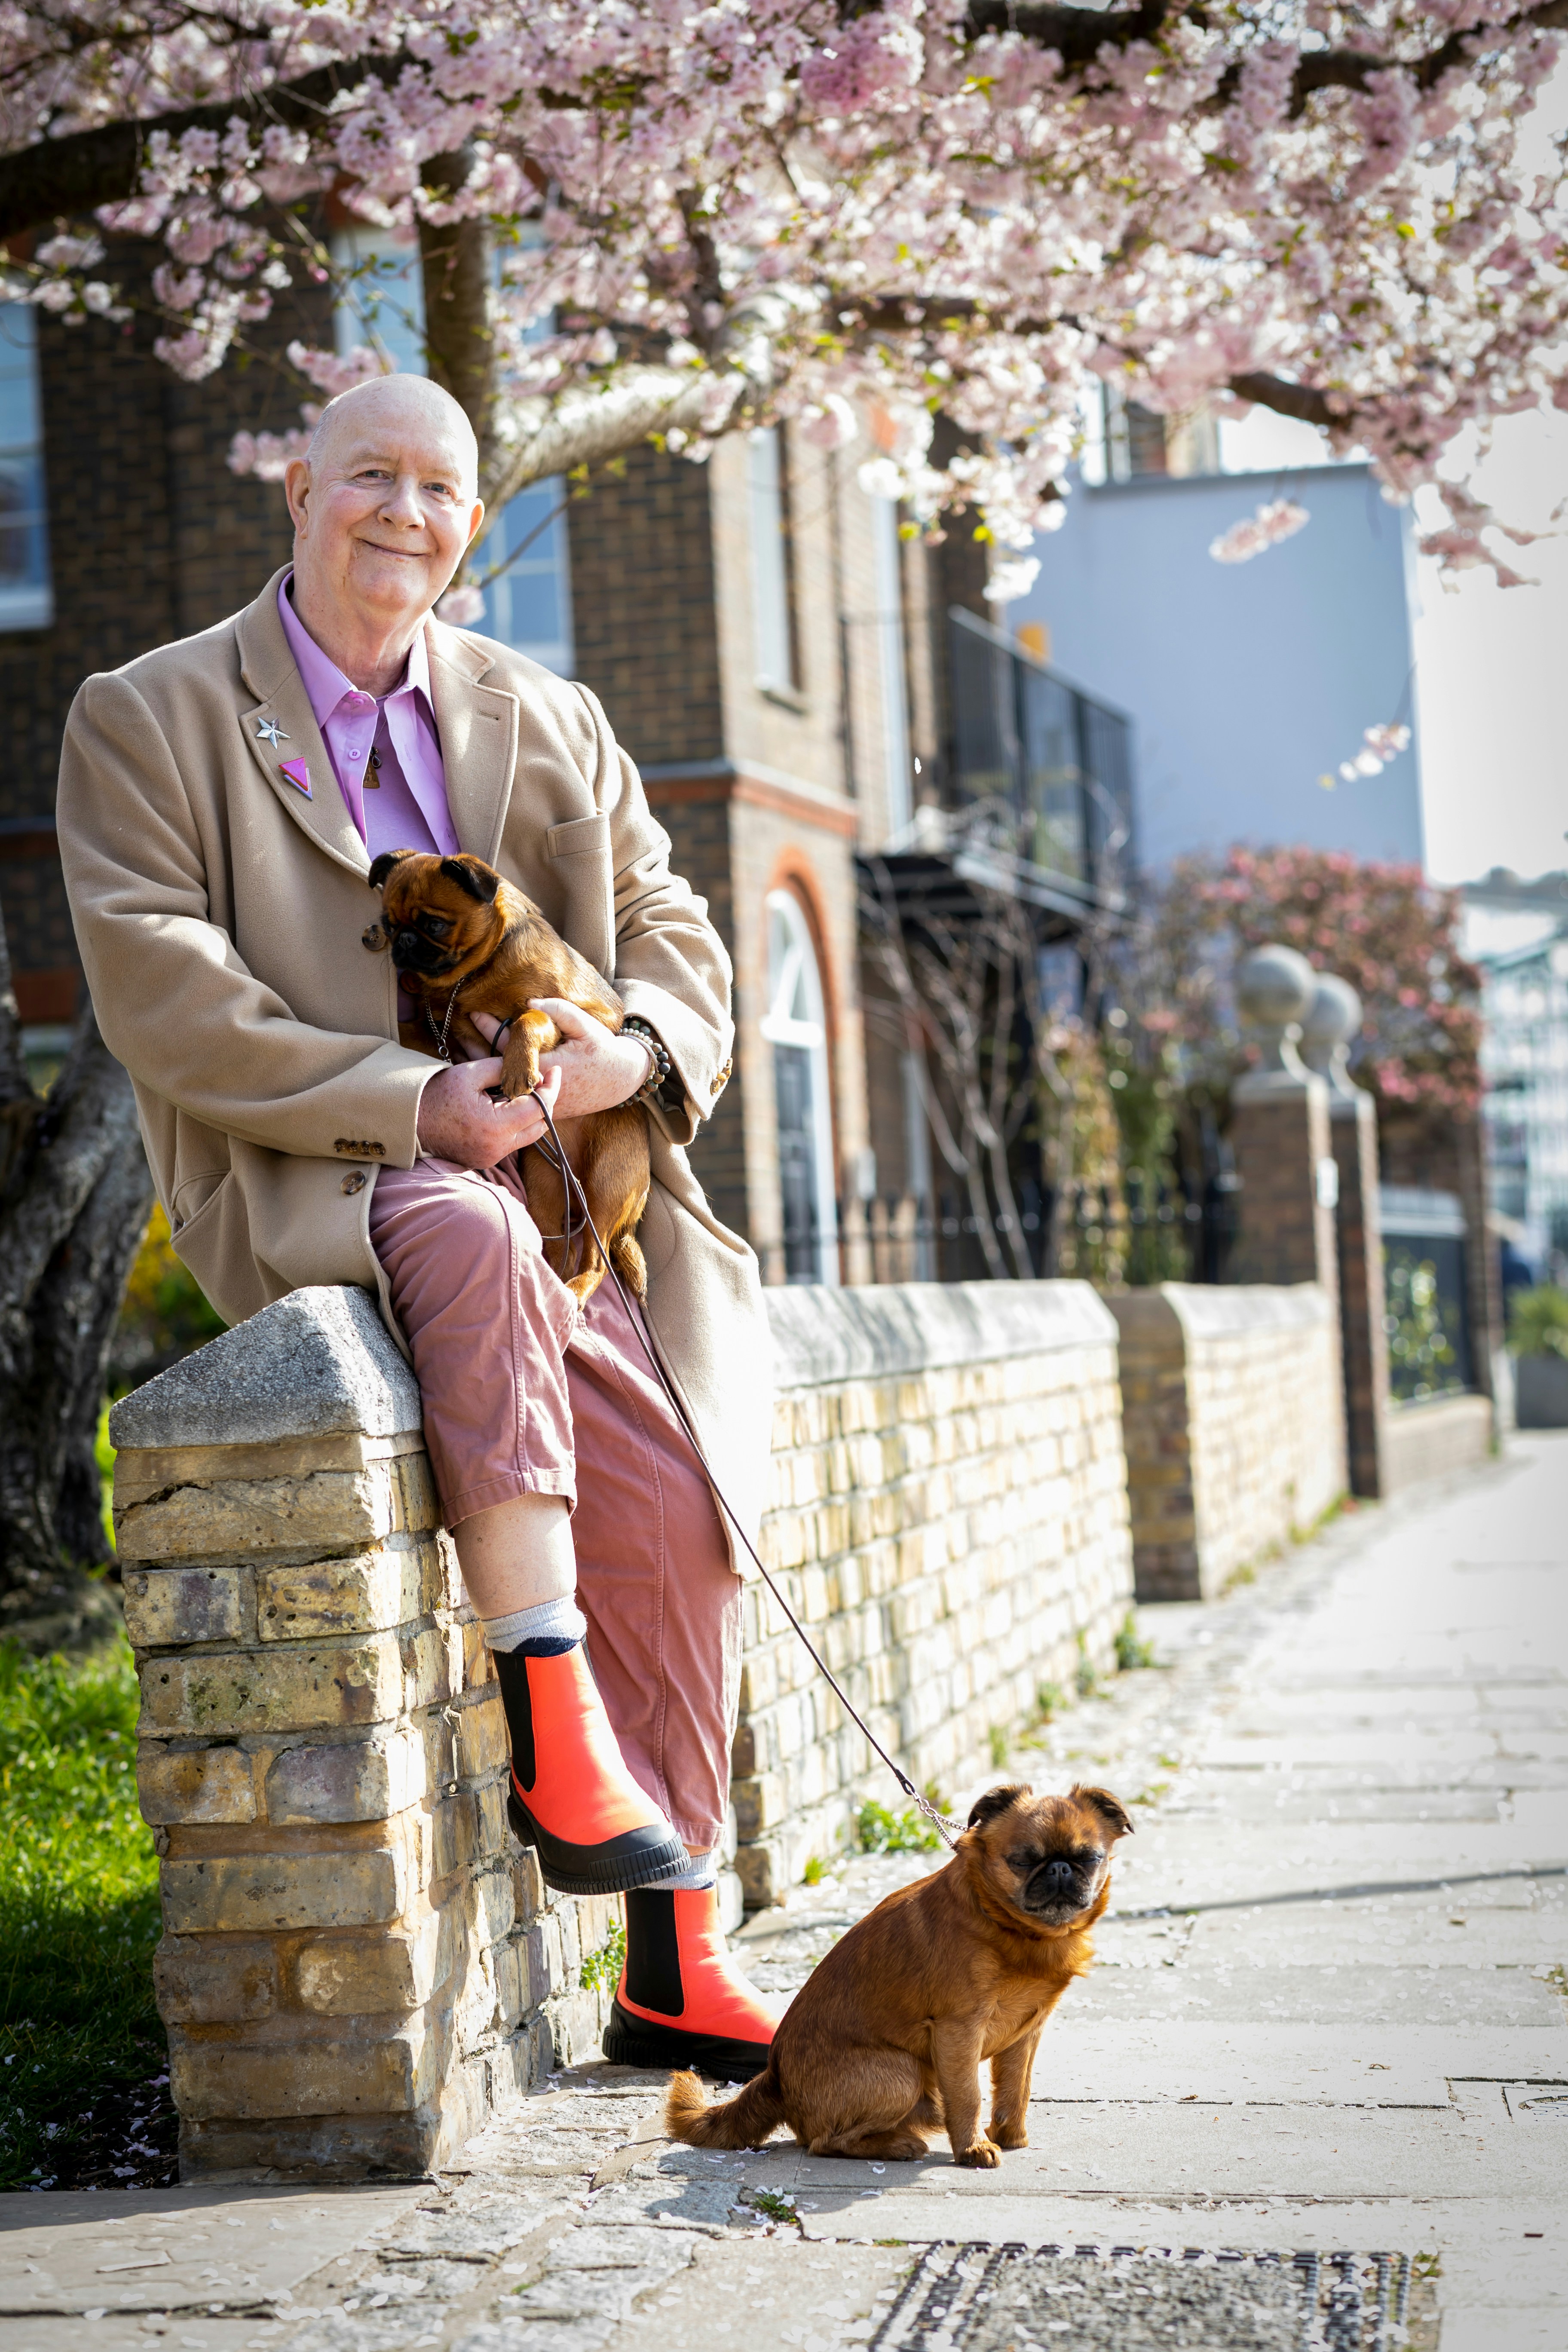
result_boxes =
[254,717,289,748]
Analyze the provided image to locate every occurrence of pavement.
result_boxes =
[3,1430,1565,2351]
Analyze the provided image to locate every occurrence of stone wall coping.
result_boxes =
[109,1286,422,1452]
[1107,1282,1332,1346]
[1163,1280,1333,1340]
[763,1279,1117,1391]
[1386,1389,1489,1422]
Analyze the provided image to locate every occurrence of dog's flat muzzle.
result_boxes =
[392,931,456,977]
[1022,1862,1097,1921]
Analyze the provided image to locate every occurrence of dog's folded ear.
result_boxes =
[1070,1783,1134,1840]
[440,854,501,904]
[966,1782,1033,1831]
[368,848,415,891]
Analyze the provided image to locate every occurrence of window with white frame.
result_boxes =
[870,489,912,839]
[329,231,573,673]
[0,302,52,631]
[761,889,839,1286]
[748,427,797,691]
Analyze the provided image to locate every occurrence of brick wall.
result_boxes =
[113,1287,622,2184]
[0,243,324,1012]
[118,1276,1133,2176]
[734,1281,1134,1904]
[565,444,725,771]
[1109,1282,1346,1602]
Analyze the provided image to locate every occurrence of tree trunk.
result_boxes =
[0,921,153,1650]
[419,150,500,492]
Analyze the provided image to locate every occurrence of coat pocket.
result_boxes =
[545,813,610,860]
[545,812,613,974]
[171,1167,231,1235]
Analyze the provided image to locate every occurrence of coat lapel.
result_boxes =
[425,619,520,865]
[236,570,369,879]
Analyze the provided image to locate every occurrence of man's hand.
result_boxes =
[416,1058,563,1167]
[413,1002,657,1169]
[533,998,655,1116]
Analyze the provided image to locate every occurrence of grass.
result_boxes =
[746,2188,804,2231]
[578,1916,627,1997]
[1114,1611,1158,1673]
[0,1636,175,2191]
[854,1798,943,1856]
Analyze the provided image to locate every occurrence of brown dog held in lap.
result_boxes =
[366,848,650,1306]
[665,1782,1131,2166]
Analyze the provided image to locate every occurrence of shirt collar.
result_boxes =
[278,572,434,724]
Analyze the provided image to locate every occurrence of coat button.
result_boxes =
[341,1171,368,1195]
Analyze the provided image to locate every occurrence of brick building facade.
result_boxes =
[0,281,988,1289]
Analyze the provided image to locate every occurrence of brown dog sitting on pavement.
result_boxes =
[366,848,649,1305]
[665,1782,1131,2165]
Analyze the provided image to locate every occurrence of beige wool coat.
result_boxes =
[57,566,773,1564]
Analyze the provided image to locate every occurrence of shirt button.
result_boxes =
[341,1170,368,1196]
[347,748,362,760]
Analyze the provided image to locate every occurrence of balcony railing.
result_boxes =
[947,606,1135,905]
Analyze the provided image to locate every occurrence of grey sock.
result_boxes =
[482,1595,588,1654]
[644,1849,718,1892]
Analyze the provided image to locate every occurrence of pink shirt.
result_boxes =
[277,576,460,861]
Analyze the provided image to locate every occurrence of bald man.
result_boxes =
[58,375,778,2084]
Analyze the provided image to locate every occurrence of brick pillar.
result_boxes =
[1304,973,1390,1500]
[112,1285,618,2184]
[1454,1113,1509,1428]
[1225,943,1339,1297]
[1326,1089,1390,1496]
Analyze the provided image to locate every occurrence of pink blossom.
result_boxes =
[286,342,390,397]
[436,582,486,625]
[0,0,1556,567]
[1210,499,1310,564]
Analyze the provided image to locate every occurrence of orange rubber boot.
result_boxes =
[494,1644,686,1896]
[604,1886,780,2080]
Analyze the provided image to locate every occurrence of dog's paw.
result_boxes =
[990,2123,1029,2151]
[954,2138,1002,2169]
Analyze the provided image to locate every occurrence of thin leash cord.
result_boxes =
[527,1083,963,1853]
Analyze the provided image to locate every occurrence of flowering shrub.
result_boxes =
[1171,845,1483,1115]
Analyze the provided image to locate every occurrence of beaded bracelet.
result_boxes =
[621,1014,674,1106]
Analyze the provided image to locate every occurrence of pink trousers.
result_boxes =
[370,1157,740,1852]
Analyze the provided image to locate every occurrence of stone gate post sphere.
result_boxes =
[1235,943,1317,1078]
[1302,973,1364,1102]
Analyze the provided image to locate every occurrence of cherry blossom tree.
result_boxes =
[0,0,1561,594]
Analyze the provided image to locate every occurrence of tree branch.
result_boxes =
[844,296,1352,437]
[963,0,1568,110]
[0,53,404,243]
[481,363,731,512]
[963,0,1177,70]
[1225,371,1343,429]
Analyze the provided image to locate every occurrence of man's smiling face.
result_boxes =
[285,378,484,640]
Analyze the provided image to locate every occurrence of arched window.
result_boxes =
[761,890,839,1286]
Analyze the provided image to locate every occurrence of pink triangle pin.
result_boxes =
[278,756,312,799]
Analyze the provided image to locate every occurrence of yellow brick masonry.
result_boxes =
[1109,1282,1346,1602]
[115,1323,625,2184]
[117,1279,1133,2174]
[734,1292,1133,1906]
